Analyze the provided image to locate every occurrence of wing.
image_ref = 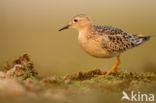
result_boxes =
[92,25,145,53]
[101,33,133,53]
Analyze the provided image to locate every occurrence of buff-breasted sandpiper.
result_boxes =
[59,14,150,75]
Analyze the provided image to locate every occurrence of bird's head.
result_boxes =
[59,14,92,31]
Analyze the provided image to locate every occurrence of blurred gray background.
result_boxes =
[0,0,156,76]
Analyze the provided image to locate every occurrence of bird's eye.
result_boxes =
[74,19,78,22]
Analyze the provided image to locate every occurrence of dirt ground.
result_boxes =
[0,54,156,103]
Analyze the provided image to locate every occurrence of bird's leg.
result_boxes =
[106,55,120,75]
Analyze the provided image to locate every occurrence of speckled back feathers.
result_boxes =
[91,25,150,53]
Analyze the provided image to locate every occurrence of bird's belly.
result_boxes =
[79,39,115,58]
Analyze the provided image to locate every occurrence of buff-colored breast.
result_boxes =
[78,32,117,58]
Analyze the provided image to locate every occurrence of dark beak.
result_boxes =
[58,25,70,31]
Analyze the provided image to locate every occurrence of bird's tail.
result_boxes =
[138,35,151,43]
[131,35,151,47]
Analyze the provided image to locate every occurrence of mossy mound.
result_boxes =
[0,54,156,103]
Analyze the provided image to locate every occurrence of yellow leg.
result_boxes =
[106,55,120,75]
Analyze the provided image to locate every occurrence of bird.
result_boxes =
[59,14,150,75]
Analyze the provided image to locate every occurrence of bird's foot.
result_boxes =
[104,55,121,75]
[106,67,119,75]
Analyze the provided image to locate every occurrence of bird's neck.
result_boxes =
[78,24,92,36]
[78,25,93,42]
